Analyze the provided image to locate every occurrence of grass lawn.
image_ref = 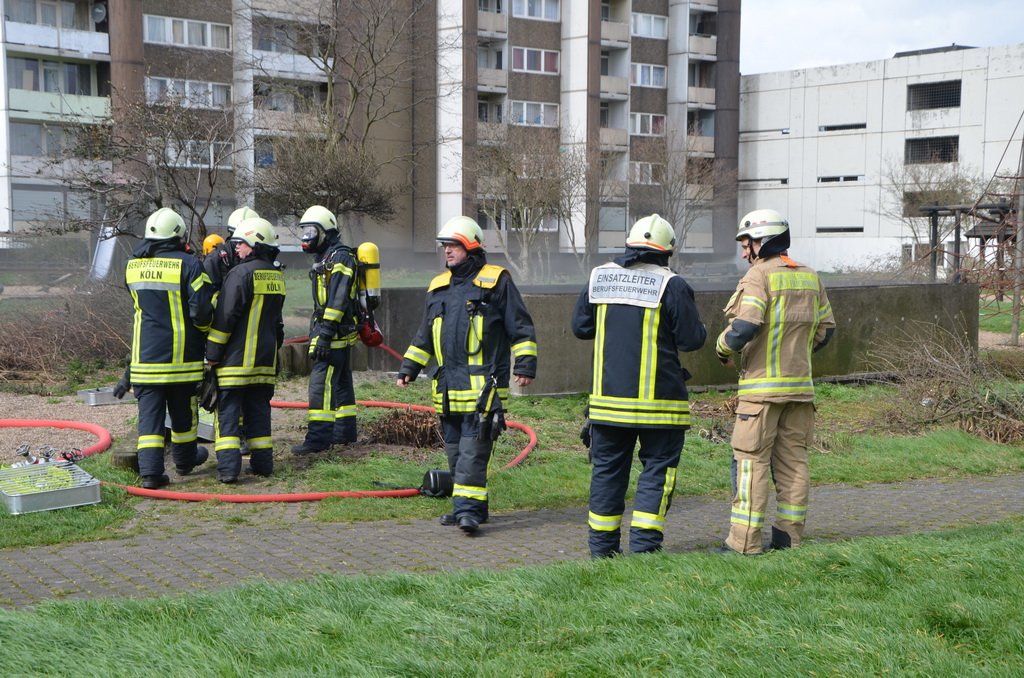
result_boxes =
[0,518,1021,675]
[2,378,1023,550]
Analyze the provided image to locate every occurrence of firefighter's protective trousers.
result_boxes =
[441,414,492,522]
[134,384,199,477]
[588,424,685,556]
[215,385,275,478]
[304,347,357,447]
[726,400,814,554]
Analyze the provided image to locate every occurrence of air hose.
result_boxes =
[0,399,538,503]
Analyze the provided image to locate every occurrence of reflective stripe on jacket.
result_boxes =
[716,256,836,402]
[572,262,706,429]
[398,263,538,415]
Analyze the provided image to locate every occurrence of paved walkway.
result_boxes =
[2,473,1023,609]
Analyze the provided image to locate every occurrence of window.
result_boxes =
[511,47,559,74]
[907,80,961,111]
[599,102,610,127]
[479,0,503,11]
[631,63,666,88]
[255,138,275,168]
[631,13,668,39]
[511,0,558,20]
[144,14,231,51]
[9,0,84,29]
[817,175,863,183]
[600,51,610,76]
[478,100,503,123]
[905,136,959,164]
[509,100,558,126]
[818,122,867,132]
[166,140,234,169]
[629,112,665,136]
[6,57,92,95]
[254,22,298,54]
[630,161,663,185]
[816,226,864,233]
[601,2,610,21]
[145,77,231,108]
[9,122,64,156]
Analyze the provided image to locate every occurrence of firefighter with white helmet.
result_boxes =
[123,207,214,489]
[206,217,286,482]
[204,206,261,294]
[572,214,706,557]
[291,205,362,454]
[713,208,836,555]
[396,215,538,534]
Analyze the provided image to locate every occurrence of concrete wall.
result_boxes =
[305,282,978,395]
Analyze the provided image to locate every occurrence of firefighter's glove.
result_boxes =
[312,336,332,362]
[716,349,731,366]
[579,417,592,450]
[112,372,131,400]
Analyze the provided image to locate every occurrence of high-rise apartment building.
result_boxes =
[2,0,740,267]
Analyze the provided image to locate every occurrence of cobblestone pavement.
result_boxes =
[1,473,1022,609]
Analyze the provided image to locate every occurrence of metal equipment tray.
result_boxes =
[0,462,102,515]
[78,386,135,405]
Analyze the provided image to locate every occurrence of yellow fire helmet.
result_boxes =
[202,233,225,255]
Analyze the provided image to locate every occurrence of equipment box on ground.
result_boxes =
[78,386,135,405]
[0,462,102,515]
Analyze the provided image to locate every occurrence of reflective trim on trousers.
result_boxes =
[137,434,165,450]
[777,502,807,524]
[630,510,664,532]
[589,511,623,532]
[453,483,487,501]
[215,436,242,452]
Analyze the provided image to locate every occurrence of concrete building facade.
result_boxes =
[738,43,1024,273]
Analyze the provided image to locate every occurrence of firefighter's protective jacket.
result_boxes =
[126,239,213,385]
[205,254,285,388]
[715,254,836,402]
[572,255,706,428]
[309,237,359,353]
[398,258,538,414]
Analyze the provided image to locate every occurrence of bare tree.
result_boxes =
[239,0,443,226]
[470,124,592,280]
[629,127,737,265]
[49,82,244,247]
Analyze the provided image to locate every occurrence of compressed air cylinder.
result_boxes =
[356,241,381,311]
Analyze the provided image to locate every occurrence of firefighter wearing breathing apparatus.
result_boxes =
[204,206,259,294]
[714,209,836,555]
[572,214,706,557]
[396,216,538,534]
[205,217,285,483]
[291,205,363,454]
[125,207,214,489]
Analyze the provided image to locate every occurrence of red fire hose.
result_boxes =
[0,400,538,503]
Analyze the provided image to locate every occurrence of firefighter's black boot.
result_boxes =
[141,474,170,490]
[174,444,209,476]
[769,526,793,551]
[217,449,242,484]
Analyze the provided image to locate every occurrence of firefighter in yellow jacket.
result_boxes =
[714,209,836,555]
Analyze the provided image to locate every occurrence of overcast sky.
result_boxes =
[740,0,1024,74]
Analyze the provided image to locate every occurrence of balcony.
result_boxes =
[253,109,321,132]
[602,180,628,201]
[688,35,718,59]
[686,183,715,202]
[7,90,110,122]
[687,134,715,155]
[599,127,628,150]
[688,86,716,107]
[252,50,330,79]
[600,75,629,100]
[600,20,629,47]
[3,22,110,57]
[478,10,507,36]
[478,68,508,93]
[691,0,719,9]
